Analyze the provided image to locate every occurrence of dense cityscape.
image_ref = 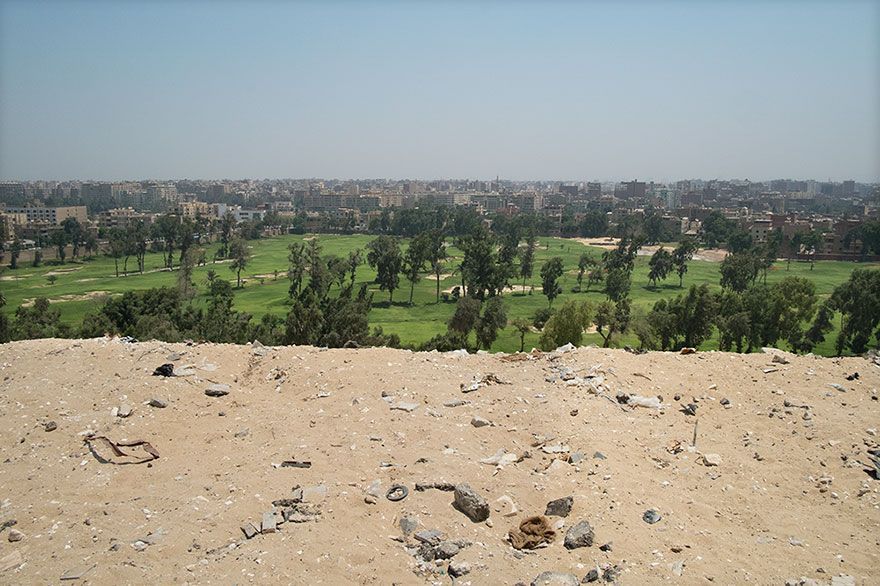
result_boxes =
[2,177,879,262]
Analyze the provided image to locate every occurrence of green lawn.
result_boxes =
[1,234,876,355]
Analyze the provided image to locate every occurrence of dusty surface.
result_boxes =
[0,339,878,585]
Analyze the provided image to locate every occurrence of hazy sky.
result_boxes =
[1,0,878,182]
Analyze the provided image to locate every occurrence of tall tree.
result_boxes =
[425,230,447,302]
[50,229,68,263]
[228,237,250,288]
[366,235,403,303]
[9,239,21,269]
[447,296,482,348]
[519,232,538,293]
[577,253,597,291]
[459,225,497,299]
[475,296,508,350]
[512,318,532,353]
[540,257,564,307]
[647,246,673,288]
[61,217,85,258]
[402,234,429,305]
[595,299,631,348]
[672,238,697,287]
[720,251,759,292]
[539,299,593,350]
[287,242,307,297]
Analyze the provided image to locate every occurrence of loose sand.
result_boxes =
[0,339,877,584]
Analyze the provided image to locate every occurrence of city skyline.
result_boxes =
[1,0,879,182]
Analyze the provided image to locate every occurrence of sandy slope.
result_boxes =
[0,339,878,585]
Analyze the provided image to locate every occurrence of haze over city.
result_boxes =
[1,0,879,182]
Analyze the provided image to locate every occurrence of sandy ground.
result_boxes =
[21,291,112,307]
[0,339,878,585]
[575,238,728,262]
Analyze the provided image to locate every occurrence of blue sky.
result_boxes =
[1,0,878,181]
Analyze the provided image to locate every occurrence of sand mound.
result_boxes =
[0,339,877,584]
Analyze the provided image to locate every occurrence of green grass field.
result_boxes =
[1,234,877,354]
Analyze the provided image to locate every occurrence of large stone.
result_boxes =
[261,511,277,534]
[563,520,594,550]
[448,561,471,578]
[471,416,491,428]
[545,496,574,517]
[435,541,460,559]
[531,571,580,586]
[148,398,168,408]
[453,484,490,522]
[205,384,230,397]
[414,529,443,546]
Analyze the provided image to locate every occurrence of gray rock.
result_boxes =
[261,511,277,534]
[643,509,662,524]
[564,520,594,549]
[453,484,490,522]
[205,384,230,397]
[7,529,24,542]
[415,529,443,546]
[241,523,258,539]
[545,496,574,517]
[148,398,168,408]
[435,541,460,559]
[44,421,57,432]
[399,515,418,535]
[390,401,419,413]
[448,561,471,577]
[444,399,469,408]
[569,452,586,464]
[531,571,580,586]
[593,451,606,460]
[582,569,599,583]
[471,416,491,428]
[117,404,133,418]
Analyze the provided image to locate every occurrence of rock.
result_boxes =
[44,421,57,432]
[494,495,519,517]
[569,452,586,464]
[541,444,570,454]
[241,523,258,539]
[117,404,132,418]
[390,402,419,413]
[828,383,847,392]
[702,453,722,466]
[448,561,471,578]
[643,509,661,524]
[261,511,277,534]
[7,529,24,542]
[415,481,456,492]
[771,353,790,364]
[593,451,606,460]
[148,398,168,408]
[302,484,328,502]
[599,542,613,552]
[205,384,230,397]
[471,416,491,428]
[563,520,594,549]
[364,495,377,504]
[414,529,443,546]
[152,363,175,376]
[671,560,684,577]
[399,515,418,535]
[435,541,460,559]
[453,484,490,522]
[583,569,600,582]
[60,565,95,581]
[720,398,730,406]
[531,571,580,586]
[682,403,698,416]
[444,399,469,407]
[831,575,856,586]
[545,496,574,517]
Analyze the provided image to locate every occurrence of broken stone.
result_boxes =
[415,481,456,492]
[563,520,594,549]
[643,509,661,524]
[7,529,23,542]
[599,542,613,552]
[301,484,328,502]
[60,565,95,581]
[117,404,132,418]
[541,444,570,454]
[471,415,491,428]
[545,496,574,517]
[772,354,790,364]
[444,399,469,408]
[531,571,580,586]
[205,384,230,397]
[494,495,519,517]
[400,515,418,535]
[390,401,419,413]
[44,421,57,432]
[448,561,471,578]
[261,511,277,534]
[414,529,443,546]
[583,569,600,583]
[453,484,490,522]
[435,541,460,559]
[702,453,722,467]
[241,523,258,539]
[720,398,730,406]
[148,398,168,408]
[152,363,175,376]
